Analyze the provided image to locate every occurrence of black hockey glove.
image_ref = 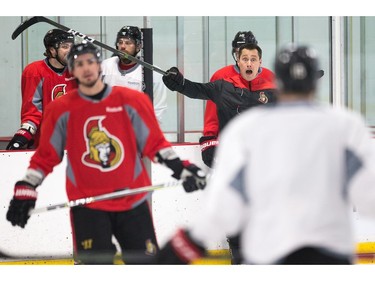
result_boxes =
[162,67,185,92]
[199,135,219,168]
[157,229,205,264]
[155,148,206,192]
[6,180,38,228]
[6,128,34,150]
[178,161,206,192]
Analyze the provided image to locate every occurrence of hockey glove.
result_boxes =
[178,161,206,192]
[6,180,38,228]
[157,229,205,264]
[6,124,35,150]
[162,67,185,92]
[199,135,219,168]
[155,148,206,192]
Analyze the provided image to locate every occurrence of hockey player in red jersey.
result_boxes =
[199,31,275,169]
[6,29,77,150]
[6,42,206,264]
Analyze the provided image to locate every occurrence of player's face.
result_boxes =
[72,53,101,87]
[237,48,262,82]
[117,37,137,55]
[117,37,140,64]
[57,42,73,65]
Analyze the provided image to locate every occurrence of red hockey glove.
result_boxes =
[6,126,34,150]
[199,135,218,168]
[6,180,38,228]
[157,229,205,264]
[162,67,185,92]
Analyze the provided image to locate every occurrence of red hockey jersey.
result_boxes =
[21,59,77,147]
[29,85,171,211]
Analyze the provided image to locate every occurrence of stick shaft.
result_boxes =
[12,16,167,75]
[30,181,181,215]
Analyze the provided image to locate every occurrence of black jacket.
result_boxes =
[181,75,277,132]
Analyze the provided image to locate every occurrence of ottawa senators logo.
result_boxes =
[258,91,269,104]
[81,116,124,171]
[51,84,68,100]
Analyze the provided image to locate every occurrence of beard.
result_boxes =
[120,57,133,64]
[57,53,68,66]
[118,49,137,65]
[79,75,100,88]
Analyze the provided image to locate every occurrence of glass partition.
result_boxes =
[0,16,374,143]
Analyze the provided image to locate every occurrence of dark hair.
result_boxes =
[238,43,262,59]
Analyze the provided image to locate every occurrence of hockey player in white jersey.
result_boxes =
[101,26,167,124]
[157,44,375,264]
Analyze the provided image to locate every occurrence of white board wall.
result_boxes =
[1,144,374,258]
[0,145,226,258]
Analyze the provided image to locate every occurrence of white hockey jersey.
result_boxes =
[190,100,375,264]
[101,56,167,124]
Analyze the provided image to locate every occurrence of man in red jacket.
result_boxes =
[199,31,275,169]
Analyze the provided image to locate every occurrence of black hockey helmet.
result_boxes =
[44,29,74,50]
[274,44,319,93]
[231,31,258,61]
[116,26,142,47]
[232,31,258,49]
[67,42,101,72]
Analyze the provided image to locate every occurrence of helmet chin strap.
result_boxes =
[53,47,67,67]
[232,52,237,64]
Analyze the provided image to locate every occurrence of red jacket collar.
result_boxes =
[224,72,276,91]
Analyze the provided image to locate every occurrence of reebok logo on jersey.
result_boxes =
[128,81,140,86]
[64,77,76,81]
[106,106,123,113]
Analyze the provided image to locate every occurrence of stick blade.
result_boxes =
[12,16,45,40]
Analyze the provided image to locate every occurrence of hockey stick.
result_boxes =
[29,180,181,215]
[11,16,167,76]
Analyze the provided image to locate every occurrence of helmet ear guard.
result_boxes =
[275,44,320,93]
